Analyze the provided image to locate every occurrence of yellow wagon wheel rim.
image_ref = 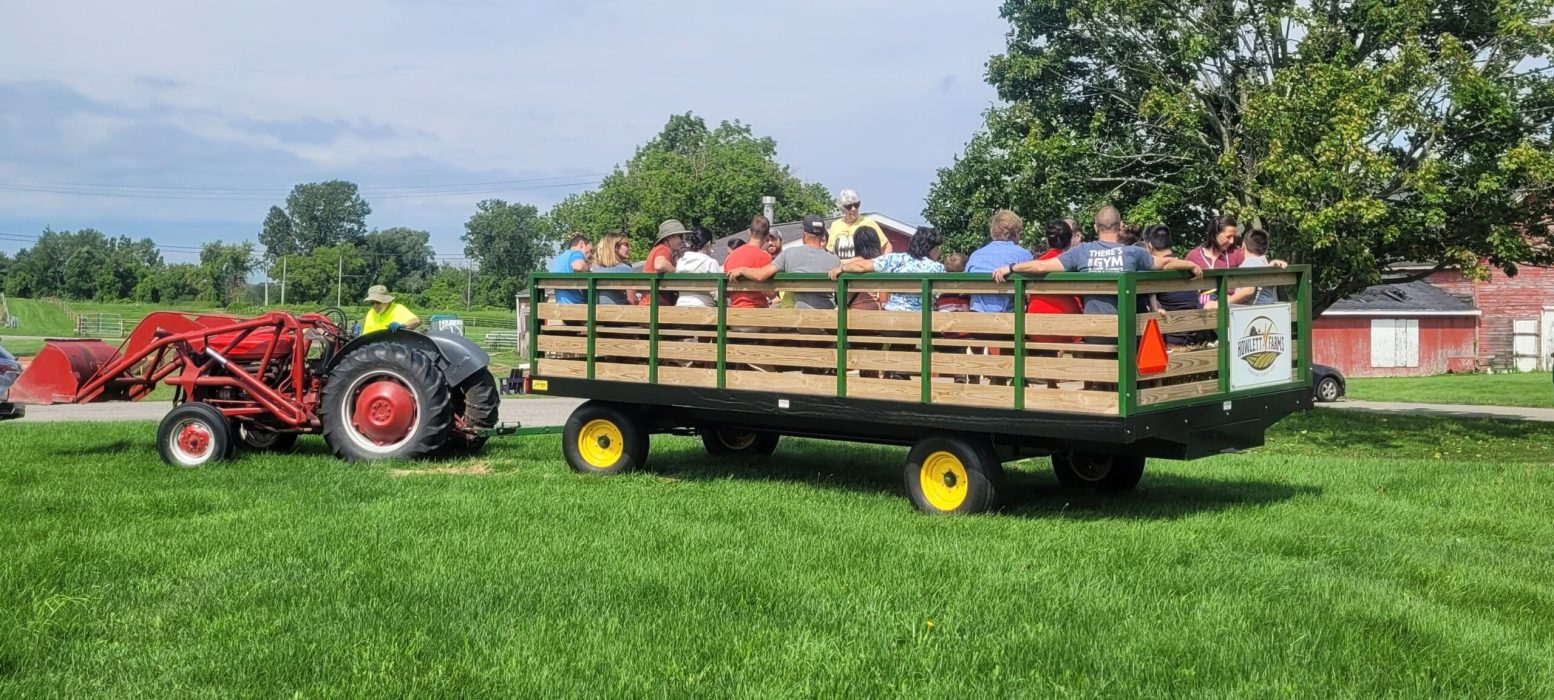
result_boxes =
[919,451,969,512]
[578,419,625,468]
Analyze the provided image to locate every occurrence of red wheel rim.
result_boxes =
[351,378,417,446]
[177,422,212,458]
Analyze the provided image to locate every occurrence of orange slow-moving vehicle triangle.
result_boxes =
[1138,318,1169,375]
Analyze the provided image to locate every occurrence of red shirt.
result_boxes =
[1026,249,1082,342]
[637,244,678,306]
[724,245,772,308]
[1184,245,1245,270]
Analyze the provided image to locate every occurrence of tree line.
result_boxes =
[4,0,1551,313]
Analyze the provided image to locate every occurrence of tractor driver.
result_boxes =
[362,285,421,334]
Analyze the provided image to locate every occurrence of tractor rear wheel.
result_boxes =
[157,402,233,468]
[444,369,500,453]
[321,342,452,461]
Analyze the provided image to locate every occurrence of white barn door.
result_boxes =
[1370,319,1419,368]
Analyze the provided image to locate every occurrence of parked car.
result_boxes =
[0,344,24,420]
[1312,363,1346,403]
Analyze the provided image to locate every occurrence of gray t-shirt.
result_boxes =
[1056,240,1156,314]
[772,245,841,309]
[592,262,633,304]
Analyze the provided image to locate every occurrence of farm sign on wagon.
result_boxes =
[1229,303,1294,390]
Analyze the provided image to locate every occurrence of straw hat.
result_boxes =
[363,285,394,304]
[654,219,691,244]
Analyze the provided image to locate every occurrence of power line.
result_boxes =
[0,176,605,201]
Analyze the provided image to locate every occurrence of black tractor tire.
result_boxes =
[700,425,780,457]
[157,402,233,468]
[562,401,649,475]
[904,435,1003,515]
[1315,376,1342,403]
[236,423,299,453]
[320,341,452,461]
[1052,452,1147,493]
[444,369,501,453]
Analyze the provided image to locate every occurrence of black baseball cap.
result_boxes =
[801,214,826,236]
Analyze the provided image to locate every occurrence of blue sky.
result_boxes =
[0,1,1008,262]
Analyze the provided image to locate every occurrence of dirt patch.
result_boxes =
[390,463,492,477]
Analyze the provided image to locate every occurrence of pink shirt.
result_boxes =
[1184,245,1245,270]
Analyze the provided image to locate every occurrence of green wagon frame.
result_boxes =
[525,266,1313,514]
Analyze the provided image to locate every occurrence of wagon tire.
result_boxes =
[904,435,1002,515]
[321,341,452,461]
[700,425,780,457]
[157,402,233,468]
[563,401,648,475]
[1052,452,1146,493]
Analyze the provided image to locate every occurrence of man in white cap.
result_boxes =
[827,188,889,260]
[361,285,421,334]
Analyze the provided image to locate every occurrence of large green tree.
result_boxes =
[259,180,372,264]
[5,229,163,301]
[548,113,832,250]
[463,199,554,306]
[362,227,437,294]
[200,241,256,306]
[927,0,1554,310]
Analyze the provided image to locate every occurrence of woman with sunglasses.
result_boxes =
[826,188,892,260]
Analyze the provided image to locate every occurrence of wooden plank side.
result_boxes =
[846,376,922,402]
[1023,387,1120,414]
[726,307,839,330]
[1146,308,1218,334]
[1024,354,1120,382]
[1138,379,1219,406]
[1136,277,1211,294]
[721,342,836,368]
[1147,349,1218,380]
[931,382,1016,408]
[657,364,719,388]
[1023,313,1121,337]
[724,369,836,396]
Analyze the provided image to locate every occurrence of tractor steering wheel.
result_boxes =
[317,306,353,338]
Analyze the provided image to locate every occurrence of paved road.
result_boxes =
[13,397,583,426]
[1319,399,1554,422]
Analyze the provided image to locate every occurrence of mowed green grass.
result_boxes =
[2,411,1552,697]
[1348,371,1553,408]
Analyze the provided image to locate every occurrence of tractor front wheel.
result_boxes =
[321,342,452,461]
[157,402,233,468]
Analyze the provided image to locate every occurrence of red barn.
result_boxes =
[1312,281,1480,377]
[1424,266,1554,372]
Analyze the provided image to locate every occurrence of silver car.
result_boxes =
[0,345,24,420]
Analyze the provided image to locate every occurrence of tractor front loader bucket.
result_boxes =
[10,339,124,405]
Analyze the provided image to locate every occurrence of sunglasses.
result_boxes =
[843,203,860,210]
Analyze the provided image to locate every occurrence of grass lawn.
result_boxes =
[1347,371,1553,408]
[2,411,1552,696]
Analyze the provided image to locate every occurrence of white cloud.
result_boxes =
[0,0,1006,252]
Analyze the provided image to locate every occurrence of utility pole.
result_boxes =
[280,257,287,306]
[465,261,473,309]
[336,256,343,307]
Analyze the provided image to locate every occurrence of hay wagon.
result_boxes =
[526,266,1312,514]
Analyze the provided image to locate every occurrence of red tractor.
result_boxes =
[11,309,501,466]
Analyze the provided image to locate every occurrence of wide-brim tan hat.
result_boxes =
[364,285,394,304]
[655,219,691,244]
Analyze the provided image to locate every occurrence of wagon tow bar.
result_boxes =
[479,421,562,439]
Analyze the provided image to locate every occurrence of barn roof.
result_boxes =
[1323,280,1480,316]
